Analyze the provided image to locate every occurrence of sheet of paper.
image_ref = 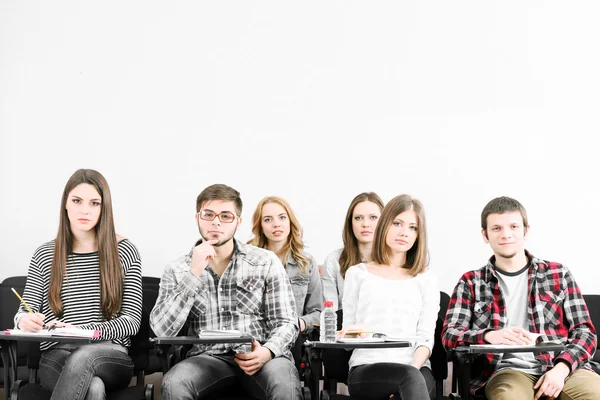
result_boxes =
[5,328,100,339]
[337,337,385,343]
[372,333,420,342]
[52,328,100,338]
[198,329,242,337]
[5,329,52,336]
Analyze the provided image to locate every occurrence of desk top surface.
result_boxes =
[456,343,565,354]
[0,331,93,343]
[153,335,254,345]
[304,340,411,349]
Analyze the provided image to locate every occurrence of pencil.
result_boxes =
[11,287,34,314]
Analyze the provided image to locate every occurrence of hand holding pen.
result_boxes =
[12,287,74,332]
[12,287,45,332]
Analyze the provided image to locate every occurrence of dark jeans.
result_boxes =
[39,342,134,400]
[348,362,435,400]
[162,352,302,400]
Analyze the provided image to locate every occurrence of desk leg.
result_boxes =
[458,353,472,400]
[307,347,322,400]
[1,343,10,400]
[156,344,171,374]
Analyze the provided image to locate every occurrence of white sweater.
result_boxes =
[342,264,439,369]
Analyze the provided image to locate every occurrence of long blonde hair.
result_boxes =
[339,192,384,278]
[371,194,429,276]
[248,196,309,273]
[50,169,123,319]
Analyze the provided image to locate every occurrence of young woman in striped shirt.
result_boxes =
[14,169,143,400]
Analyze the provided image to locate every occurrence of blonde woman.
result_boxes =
[249,196,322,334]
[343,194,439,400]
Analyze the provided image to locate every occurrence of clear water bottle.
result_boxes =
[319,300,337,343]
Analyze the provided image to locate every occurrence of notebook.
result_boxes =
[198,329,243,338]
[470,340,563,349]
[371,333,420,342]
[5,328,101,339]
[336,331,418,343]
[337,337,385,343]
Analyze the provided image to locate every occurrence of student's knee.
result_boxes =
[162,367,189,391]
[260,358,301,399]
[485,369,535,400]
[398,365,426,386]
[64,346,99,372]
[85,377,105,400]
[161,364,197,398]
[561,368,600,399]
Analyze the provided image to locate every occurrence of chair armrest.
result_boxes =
[153,341,185,374]
[449,349,474,400]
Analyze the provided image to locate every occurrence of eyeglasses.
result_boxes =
[198,209,238,223]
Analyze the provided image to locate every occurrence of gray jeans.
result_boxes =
[162,352,302,400]
[39,342,133,400]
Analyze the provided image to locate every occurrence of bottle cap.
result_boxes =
[324,300,334,307]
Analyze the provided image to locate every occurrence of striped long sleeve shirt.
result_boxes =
[150,239,299,359]
[442,251,597,397]
[14,239,143,351]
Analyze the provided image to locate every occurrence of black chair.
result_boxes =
[310,291,451,400]
[10,277,160,400]
[0,277,30,392]
[583,294,600,373]
[140,276,161,377]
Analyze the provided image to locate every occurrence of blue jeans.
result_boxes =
[348,363,435,400]
[39,342,134,400]
[162,352,302,400]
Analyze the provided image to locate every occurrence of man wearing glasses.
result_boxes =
[150,184,301,400]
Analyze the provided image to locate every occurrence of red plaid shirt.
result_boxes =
[442,251,597,397]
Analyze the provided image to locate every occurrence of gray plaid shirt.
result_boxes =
[150,239,299,359]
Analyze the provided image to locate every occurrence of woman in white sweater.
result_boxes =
[322,192,384,310]
[343,194,439,400]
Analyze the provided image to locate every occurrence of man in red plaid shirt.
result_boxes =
[443,196,600,399]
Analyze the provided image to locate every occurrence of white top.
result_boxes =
[322,248,345,310]
[342,264,439,369]
[496,266,542,374]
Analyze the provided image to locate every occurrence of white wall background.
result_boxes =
[2,1,599,296]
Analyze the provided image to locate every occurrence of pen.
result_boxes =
[11,287,34,314]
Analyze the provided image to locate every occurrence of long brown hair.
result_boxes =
[248,196,309,274]
[372,194,428,277]
[50,169,123,319]
[339,192,384,278]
